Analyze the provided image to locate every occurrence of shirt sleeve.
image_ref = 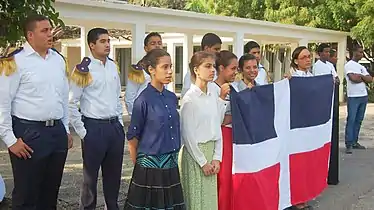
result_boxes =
[125,80,140,116]
[213,135,223,161]
[68,82,86,139]
[180,98,208,167]
[116,73,124,126]
[345,63,359,75]
[0,72,20,147]
[181,72,191,98]
[219,98,228,123]
[126,97,146,140]
[61,65,70,134]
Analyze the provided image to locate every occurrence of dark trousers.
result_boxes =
[10,116,68,210]
[80,117,125,210]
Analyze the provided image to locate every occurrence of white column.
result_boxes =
[61,44,68,57]
[290,43,299,54]
[109,43,115,60]
[298,39,309,47]
[166,42,176,92]
[233,32,244,56]
[183,33,193,83]
[80,26,91,59]
[337,38,347,103]
[221,43,229,51]
[131,23,146,63]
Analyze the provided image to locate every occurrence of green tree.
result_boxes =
[351,0,374,63]
[127,0,186,9]
[0,0,64,48]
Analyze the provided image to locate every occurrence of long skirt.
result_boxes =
[218,126,234,210]
[124,152,185,210]
[179,141,217,210]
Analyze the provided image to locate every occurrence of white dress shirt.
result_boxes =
[124,71,151,116]
[255,64,269,85]
[312,60,338,77]
[0,42,69,147]
[69,56,124,139]
[180,83,227,167]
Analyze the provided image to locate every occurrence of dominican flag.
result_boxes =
[229,75,334,210]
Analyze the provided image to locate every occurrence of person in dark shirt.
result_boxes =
[124,49,185,210]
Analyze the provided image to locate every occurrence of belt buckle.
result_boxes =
[45,120,54,127]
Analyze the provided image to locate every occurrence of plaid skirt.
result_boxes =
[123,152,185,210]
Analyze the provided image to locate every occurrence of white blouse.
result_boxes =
[180,83,227,167]
[291,69,314,77]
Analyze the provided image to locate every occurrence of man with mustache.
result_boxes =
[68,28,125,209]
[0,14,72,209]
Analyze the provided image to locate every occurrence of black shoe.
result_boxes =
[353,143,366,149]
[345,146,353,154]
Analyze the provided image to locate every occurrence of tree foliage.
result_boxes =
[0,0,64,48]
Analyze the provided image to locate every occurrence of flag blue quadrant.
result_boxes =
[289,75,333,129]
[231,84,277,145]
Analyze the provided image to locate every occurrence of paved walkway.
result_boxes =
[1,104,374,209]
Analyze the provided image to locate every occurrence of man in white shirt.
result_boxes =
[181,33,222,97]
[125,32,163,116]
[0,15,72,209]
[313,43,340,84]
[69,28,125,209]
[244,41,269,85]
[344,45,373,154]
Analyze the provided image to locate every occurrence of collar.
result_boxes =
[23,42,52,57]
[190,84,212,96]
[147,83,166,94]
[89,55,107,65]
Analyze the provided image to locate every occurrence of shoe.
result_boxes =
[353,143,366,149]
[345,146,353,154]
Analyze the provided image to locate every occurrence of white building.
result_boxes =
[55,0,348,101]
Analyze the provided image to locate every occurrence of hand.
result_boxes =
[211,160,221,174]
[202,163,214,176]
[283,73,292,80]
[9,138,34,159]
[67,134,73,149]
[220,83,230,100]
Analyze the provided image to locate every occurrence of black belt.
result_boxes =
[13,116,62,127]
[82,116,118,124]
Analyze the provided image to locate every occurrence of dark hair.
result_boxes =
[352,45,363,52]
[317,43,330,53]
[144,32,162,46]
[189,51,216,80]
[87,28,109,45]
[238,54,257,72]
[141,49,170,75]
[291,46,308,69]
[244,41,260,53]
[201,33,222,49]
[330,49,337,58]
[216,50,237,74]
[23,14,50,39]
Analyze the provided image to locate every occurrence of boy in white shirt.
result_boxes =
[244,41,270,85]
[344,45,373,154]
[313,43,340,84]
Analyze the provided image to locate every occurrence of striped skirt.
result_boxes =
[123,152,185,210]
[179,141,218,210]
